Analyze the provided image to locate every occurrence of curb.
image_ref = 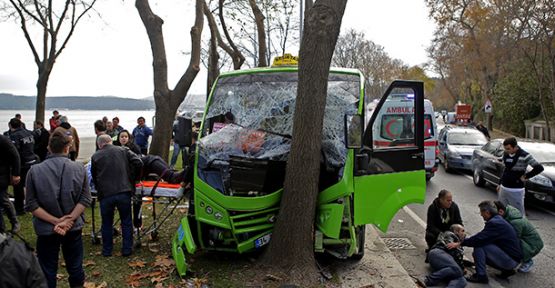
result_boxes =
[338,225,417,288]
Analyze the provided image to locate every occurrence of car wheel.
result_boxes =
[473,167,485,187]
[443,156,452,173]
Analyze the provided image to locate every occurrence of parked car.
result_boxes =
[438,126,488,172]
[472,139,555,203]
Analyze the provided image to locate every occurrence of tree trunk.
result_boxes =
[207,38,220,97]
[149,94,173,160]
[136,0,203,160]
[262,0,347,284]
[248,0,267,67]
[218,0,245,70]
[35,65,52,124]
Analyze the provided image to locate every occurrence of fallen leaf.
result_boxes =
[155,284,164,288]
[84,260,96,267]
[56,274,66,280]
[128,260,147,268]
[151,275,168,283]
[152,256,174,268]
[92,271,101,277]
[97,282,108,288]
[192,277,209,288]
[83,282,96,288]
[95,251,101,256]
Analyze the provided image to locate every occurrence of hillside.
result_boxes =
[0,93,206,110]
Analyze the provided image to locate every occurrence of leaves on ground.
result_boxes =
[84,260,96,267]
[84,281,108,288]
[153,255,175,269]
[128,260,147,268]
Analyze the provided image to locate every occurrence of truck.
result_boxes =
[172,57,427,276]
[454,103,472,125]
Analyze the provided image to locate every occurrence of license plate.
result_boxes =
[178,224,185,242]
[254,233,271,248]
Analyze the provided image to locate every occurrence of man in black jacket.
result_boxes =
[425,189,463,248]
[0,233,47,287]
[497,137,544,216]
[33,120,50,161]
[8,118,39,215]
[91,135,142,257]
[0,135,21,233]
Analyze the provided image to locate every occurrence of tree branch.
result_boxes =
[218,0,245,69]
[173,0,204,98]
[9,0,41,65]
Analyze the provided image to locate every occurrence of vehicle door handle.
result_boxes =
[411,152,424,159]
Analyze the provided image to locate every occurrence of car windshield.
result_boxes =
[519,142,555,163]
[201,71,360,169]
[447,131,488,146]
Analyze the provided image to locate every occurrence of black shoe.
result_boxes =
[466,273,489,284]
[496,269,516,279]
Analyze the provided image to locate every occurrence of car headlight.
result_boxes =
[529,175,553,188]
[448,151,462,159]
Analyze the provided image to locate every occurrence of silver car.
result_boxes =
[438,126,488,172]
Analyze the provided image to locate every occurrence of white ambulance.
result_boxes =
[370,94,439,181]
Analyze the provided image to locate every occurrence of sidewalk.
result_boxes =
[337,225,417,288]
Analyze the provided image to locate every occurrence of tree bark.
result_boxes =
[248,0,267,67]
[262,0,347,284]
[136,0,203,160]
[204,1,221,95]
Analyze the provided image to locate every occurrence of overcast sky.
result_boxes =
[0,0,436,99]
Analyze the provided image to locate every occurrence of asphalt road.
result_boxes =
[382,165,555,288]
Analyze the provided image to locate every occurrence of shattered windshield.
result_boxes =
[200,71,360,171]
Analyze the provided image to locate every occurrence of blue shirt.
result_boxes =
[132,125,153,148]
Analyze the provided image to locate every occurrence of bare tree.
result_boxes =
[218,0,245,70]
[136,0,203,160]
[262,0,347,285]
[4,0,97,123]
[248,0,267,66]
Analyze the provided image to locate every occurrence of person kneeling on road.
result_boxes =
[422,224,467,288]
[494,201,543,273]
[450,200,522,284]
[425,189,463,249]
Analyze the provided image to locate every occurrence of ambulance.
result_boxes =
[371,94,438,181]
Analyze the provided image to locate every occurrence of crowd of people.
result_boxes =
[420,137,544,287]
[0,111,196,288]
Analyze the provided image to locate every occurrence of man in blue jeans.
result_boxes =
[452,200,522,283]
[25,131,92,288]
[92,135,142,257]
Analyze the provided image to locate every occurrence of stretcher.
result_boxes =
[89,179,188,245]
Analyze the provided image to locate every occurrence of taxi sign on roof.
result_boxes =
[272,53,298,67]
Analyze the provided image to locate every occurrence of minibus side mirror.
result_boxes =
[345,114,363,149]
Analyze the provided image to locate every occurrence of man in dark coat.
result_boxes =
[33,120,50,161]
[425,189,463,248]
[0,233,47,287]
[456,200,522,283]
[91,135,143,257]
[0,135,21,233]
[8,118,39,215]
